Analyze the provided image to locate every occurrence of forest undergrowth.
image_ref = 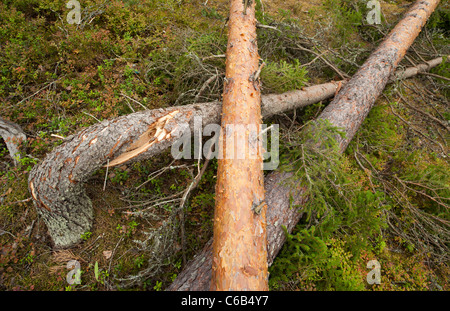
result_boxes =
[0,0,448,291]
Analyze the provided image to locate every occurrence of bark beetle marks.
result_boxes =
[105,110,179,168]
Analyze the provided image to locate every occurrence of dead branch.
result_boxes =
[27,56,443,249]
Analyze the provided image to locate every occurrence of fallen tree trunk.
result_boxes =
[27,55,442,249]
[167,170,304,290]
[167,0,441,291]
[319,0,441,151]
[27,82,343,248]
[211,0,268,290]
[0,117,27,166]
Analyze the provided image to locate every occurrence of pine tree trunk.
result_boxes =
[210,0,268,291]
[167,170,305,291]
[27,83,344,248]
[27,55,442,249]
[319,0,441,151]
[167,0,442,290]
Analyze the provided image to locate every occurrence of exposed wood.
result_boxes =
[210,0,268,291]
[167,170,305,291]
[0,117,27,166]
[167,0,442,290]
[27,83,344,248]
[319,0,441,152]
[28,55,442,249]
[390,56,443,82]
[105,110,179,167]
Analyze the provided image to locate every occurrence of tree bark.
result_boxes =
[319,0,441,151]
[27,54,442,249]
[167,170,305,291]
[27,82,344,248]
[167,0,441,290]
[210,0,268,291]
[0,117,27,166]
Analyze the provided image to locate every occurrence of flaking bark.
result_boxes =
[319,0,441,151]
[167,171,305,291]
[27,83,344,248]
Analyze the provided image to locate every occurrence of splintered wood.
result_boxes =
[105,110,179,167]
[0,117,27,166]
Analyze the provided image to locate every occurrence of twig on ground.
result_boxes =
[13,79,59,107]
[389,104,446,154]
[395,90,449,131]
[256,23,281,32]
[354,151,376,194]
[0,228,16,238]
[103,159,110,191]
[82,111,101,122]
[194,74,219,103]
[202,54,226,61]
[179,146,213,265]
[1,198,32,206]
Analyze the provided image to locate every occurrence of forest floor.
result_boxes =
[0,0,449,291]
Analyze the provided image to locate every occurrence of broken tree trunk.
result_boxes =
[27,81,346,248]
[27,56,442,249]
[167,0,441,290]
[210,0,268,291]
[0,117,27,166]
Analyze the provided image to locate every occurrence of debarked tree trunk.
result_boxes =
[211,0,267,291]
[167,170,306,291]
[27,54,443,249]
